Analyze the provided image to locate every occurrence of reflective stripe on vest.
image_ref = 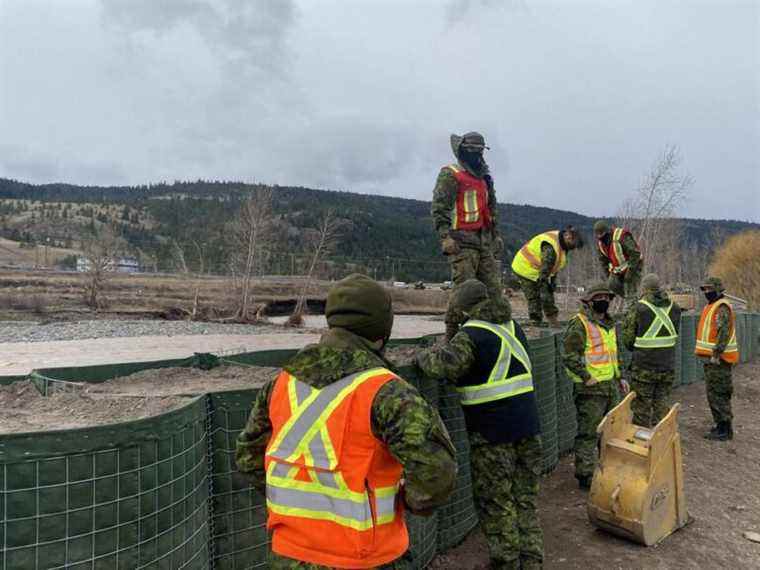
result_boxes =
[695,299,739,361]
[597,227,630,274]
[566,313,619,383]
[266,368,400,531]
[458,320,533,405]
[634,300,677,349]
[511,231,567,282]
[448,164,490,231]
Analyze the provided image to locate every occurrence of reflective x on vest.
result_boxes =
[511,230,566,282]
[598,227,629,274]
[459,320,533,405]
[695,299,739,362]
[266,369,399,530]
[634,300,677,349]
[566,313,619,383]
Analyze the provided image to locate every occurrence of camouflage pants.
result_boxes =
[573,383,621,480]
[703,360,733,424]
[269,551,405,569]
[470,432,544,570]
[517,276,557,323]
[629,367,674,428]
[607,270,640,310]
[445,247,503,326]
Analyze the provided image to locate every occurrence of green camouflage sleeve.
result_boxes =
[621,233,641,272]
[371,378,457,515]
[539,242,557,280]
[563,318,590,381]
[714,304,731,354]
[621,304,638,350]
[235,380,275,492]
[415,331,476,382]
[431,167,458,239]
[486,175,499,231]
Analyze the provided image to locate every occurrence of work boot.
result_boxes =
[726,421,734,440]
[705,422,730,441]
[577,475,592,490]
[704,424,719,438]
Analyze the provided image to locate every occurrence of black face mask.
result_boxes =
[599,233,612,246]
[704,291,720,303]
[591,299,610,314]
[459,148,484,169]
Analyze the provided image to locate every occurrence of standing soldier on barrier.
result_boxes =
[563,282,625,490]
[511,227,584,326]
[621,273,681,427]
[593,220,642,309]
[695,276,739,441]
[432,131,504,340]
[415,279,544,570]
[235,274,457,569]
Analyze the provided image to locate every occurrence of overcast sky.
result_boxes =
[1,0,758,221]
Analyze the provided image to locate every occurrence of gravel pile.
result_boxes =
[0,319,319,344]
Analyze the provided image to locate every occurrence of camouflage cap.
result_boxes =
[581,281,613,301]
[326,274,394,341]
[593,220,610,235]
[641,273,661,292]
[452,279,489,313]
[450,131,489,156]
[700,276,725,293]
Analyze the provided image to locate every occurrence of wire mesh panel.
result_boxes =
[528,335,558,474]
[737,314,749,364]
[679,315,698,384]
[554,334,577,456]
[0,398,210,570]
[435,383,478,552]
[207,390,268,570]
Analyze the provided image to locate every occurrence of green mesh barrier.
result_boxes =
[554,335,577,456]
[528,335,558,474]
[0,398,210,570]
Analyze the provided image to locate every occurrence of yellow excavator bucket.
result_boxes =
[587,392,688,546]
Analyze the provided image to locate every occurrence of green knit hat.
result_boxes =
[452,279,489,313]
[581,281,613,301]
[700,276,725,293]
[641,273,661,292]
[593,220,610,235]
[326,274,394,341]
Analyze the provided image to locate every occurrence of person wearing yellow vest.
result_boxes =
[621,273,682,427]
[431,132,504,340]
[511,227,584,326]
[593,220,642,308]
[416,279,544,569]
[695,276,739,441]
[235,274,457,569]
[562,282,625,489]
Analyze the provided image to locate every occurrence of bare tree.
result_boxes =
[288,210,344,326]
[228,189,275,321]
[617,145,694,280]
[81,226,126,310]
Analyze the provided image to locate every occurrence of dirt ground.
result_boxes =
[429,362,760,569]
[0,364,276,434]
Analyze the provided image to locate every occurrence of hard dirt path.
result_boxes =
[0,316,445,377]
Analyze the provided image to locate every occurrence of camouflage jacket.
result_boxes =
[597,232,642,276]
[712,299,732,355]
[621,291,681,371]
[431,161,499,246]
[235,327,457,515]
[540,242,557,281]
[563,306,621,395]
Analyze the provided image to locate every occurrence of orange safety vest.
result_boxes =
[695,299,739,364]
[448,164,492,231]
[265,367,408,569]
[597,226,634,274]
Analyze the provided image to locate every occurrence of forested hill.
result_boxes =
[0,177,756,281]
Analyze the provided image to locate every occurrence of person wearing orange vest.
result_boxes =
[236,274,457,569]
[562,282,626,489]
[511,227,584,326]
[695,276,739,441]
[593,220,642,308]
[432,131,504,340]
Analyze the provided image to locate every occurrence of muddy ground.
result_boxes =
[0,364,276,434]
[429,362,760,569]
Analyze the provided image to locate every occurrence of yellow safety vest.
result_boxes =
[634,300,677,349]
[511,231,567,282]
[566,313,620,383]
[458,320,533,405]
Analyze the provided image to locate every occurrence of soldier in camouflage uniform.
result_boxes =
[236,274,457,569]
[432,132,504,340]
[621,274,681,427]
[696,277,739,441]
[416,279,544,570]
[563,283,625,489]
[593,220,642,310]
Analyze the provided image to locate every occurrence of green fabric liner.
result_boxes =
[0,316,757,569]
